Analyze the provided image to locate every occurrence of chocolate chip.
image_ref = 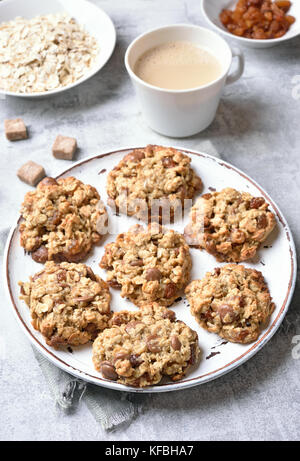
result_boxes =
[85,323,98,339]
[73,294,95,303]
[146,334,161,353]
[235,330,249,341]
[162,156,176,168]
[49,211,61,226]
[130,259,144,267]
[171,336,181,351]
[31,237,42,252]
[100,361,118,380]
[111,315,123,326]
[205,238,216,253]
[57,270,67,283]
[217,304,238,324]
[108,278,122,288]
[31,245,48,263]
[86,266,96,281]
[202,193,212,200]
[114,351,130,362]
[130,354,143,367]
[52,252,66,263]
[145,268,162,281]
[125,321,145,334]
[162,309,176,322]
[257,214,267,228]
[124,150,145,163]
[250,197,265,209]
[164,282,177,299]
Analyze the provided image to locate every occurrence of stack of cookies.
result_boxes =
[18,145,276,388]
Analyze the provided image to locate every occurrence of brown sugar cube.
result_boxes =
[17,161,46,186]
[4,118,28,141]
[52,135,77,160]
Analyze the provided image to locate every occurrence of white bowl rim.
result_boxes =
[201,0,300,45]
[124,23,233,94]
[3,146,297,394]
[0,0,117,98]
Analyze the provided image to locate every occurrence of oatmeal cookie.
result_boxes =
[20,176,108,263]
[92,303,200,387]
[184,188,276,262]
[106,145,202,222]
[19,261,111,348]
[100,224,192,307]
[185,264,275,344]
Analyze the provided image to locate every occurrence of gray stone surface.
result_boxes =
[0,0,299,441]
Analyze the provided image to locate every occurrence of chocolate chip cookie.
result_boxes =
[92,303,200,387]
[184,187,276,262]
[185,264,275,344]
[20,176,108,263]
[106,145,202,222]
[19,261,111,348]
[100,223,192,307]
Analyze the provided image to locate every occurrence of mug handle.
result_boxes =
[226,48,244,85]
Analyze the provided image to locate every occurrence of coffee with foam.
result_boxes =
[134,41,222,90]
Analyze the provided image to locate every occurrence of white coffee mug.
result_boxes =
[125,24,244,138]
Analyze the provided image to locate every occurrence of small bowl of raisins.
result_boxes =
[201,0,300,48]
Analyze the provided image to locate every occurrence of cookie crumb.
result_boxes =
[17,161,46,186]
[98,169,107,175]
[211,340,228,350]
[206,351,220,360]
[5,118,27,141]
[52,135,77,160]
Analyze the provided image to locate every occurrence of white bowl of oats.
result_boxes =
[0,0,116,97]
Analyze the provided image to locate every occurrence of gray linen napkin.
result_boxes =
[1,140,220,431]
[32,347,146,430]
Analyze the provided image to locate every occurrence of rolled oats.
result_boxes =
[0,14,99,93]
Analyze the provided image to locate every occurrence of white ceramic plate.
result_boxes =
[4,147,297,393]
[201,0,300,49]
[0,0,116,98]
